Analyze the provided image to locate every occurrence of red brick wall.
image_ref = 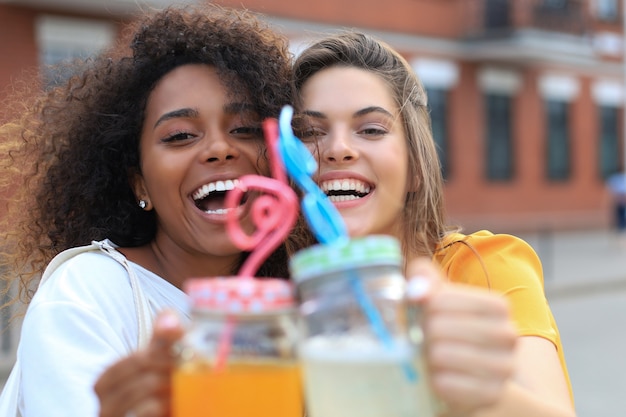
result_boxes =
[0,6,39,122]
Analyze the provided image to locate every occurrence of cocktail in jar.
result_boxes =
[290,236,436,417]
[172,277,303,417]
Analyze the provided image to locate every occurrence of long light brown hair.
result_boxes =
[293,31,456,261]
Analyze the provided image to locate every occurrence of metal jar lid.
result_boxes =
[184,277,294,313]
[289,235,402,283]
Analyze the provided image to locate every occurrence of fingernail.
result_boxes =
[406,276,430,300]
[157,310,180,329]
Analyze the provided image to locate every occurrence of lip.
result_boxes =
[316,170,373,185]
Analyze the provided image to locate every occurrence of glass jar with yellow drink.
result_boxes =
[172,277,303,417]
[290,235,436,417]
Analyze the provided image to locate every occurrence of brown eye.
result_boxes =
[299,127,325,142]
[162,131,195,142]
[230,126,263,139]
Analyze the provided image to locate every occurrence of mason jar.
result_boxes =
[172,277,303,417]
[290,235,436,417]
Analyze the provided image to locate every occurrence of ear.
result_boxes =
[129,168,153,211]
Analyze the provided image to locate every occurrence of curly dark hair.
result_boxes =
[0,4,296,304]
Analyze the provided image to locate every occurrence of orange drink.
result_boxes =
[172,358,303,417]
[177,278,301,417]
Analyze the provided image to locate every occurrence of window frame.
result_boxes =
[485,92,514,181]
[545,99,571,181]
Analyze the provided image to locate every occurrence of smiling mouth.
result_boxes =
[192,179,248,214]
[320,179,372,202]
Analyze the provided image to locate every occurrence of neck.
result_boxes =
[120,237,241,289]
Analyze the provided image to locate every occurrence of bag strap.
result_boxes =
[93,241,153,347]
[40,240,153,346]
[0,241,153,416]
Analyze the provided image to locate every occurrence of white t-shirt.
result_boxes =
[16,245,190,417]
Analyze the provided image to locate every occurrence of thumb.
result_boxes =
[405,257,444,303]
[149,309,185,355]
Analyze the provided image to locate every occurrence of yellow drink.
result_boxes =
[172,359,303,417]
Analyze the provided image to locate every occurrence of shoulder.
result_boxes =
[435,230,544,290]
[32,243,136,310]
[20,244,141,359]
[437,230,539,262]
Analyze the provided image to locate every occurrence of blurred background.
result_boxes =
[1,0,625,415]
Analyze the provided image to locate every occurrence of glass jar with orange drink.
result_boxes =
[172,277,303,417]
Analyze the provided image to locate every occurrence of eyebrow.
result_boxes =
[302,106,394,120]
[355,106,394,118]
[153,108,199,129]
[152,102,258,129]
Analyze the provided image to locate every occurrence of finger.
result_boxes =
[150,309,185,354]
[426,286,511,319]
[430,369,507,412]
[144,309,186,371]
[133,395,171,417]
[95,353,147,394]
[97,360,171,417]
[426,313,517,348]
[428,341,514,379]
[405,258,444,302]
[97,310,183,395]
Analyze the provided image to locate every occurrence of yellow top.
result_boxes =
[433,230,573,400]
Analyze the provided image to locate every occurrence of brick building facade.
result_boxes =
[2,0,624,233]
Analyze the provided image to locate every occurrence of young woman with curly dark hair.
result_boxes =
[0,4,299,416]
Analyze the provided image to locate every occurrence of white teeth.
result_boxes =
[204,207,233,215]
[328,195,360,202]
[320,179,371,194]
[192,178,240,201]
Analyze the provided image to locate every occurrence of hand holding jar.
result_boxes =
[406,258,517,416]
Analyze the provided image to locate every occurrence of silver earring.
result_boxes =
[138,200,147,209]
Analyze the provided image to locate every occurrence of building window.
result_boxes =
[598,105,621,178]
[426,87,449,179]
[594,0,619,21]
[546,99,570,180]
[484,0,510,29]
[542,0,568,9]
[485,93,513,181]
[35,15,115,88]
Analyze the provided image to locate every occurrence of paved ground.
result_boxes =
[516,228,626,416]
[551,285,626,416]
[516,228,626,296]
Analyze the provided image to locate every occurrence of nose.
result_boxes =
[201,132,239,163]
[321,130,358,163]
